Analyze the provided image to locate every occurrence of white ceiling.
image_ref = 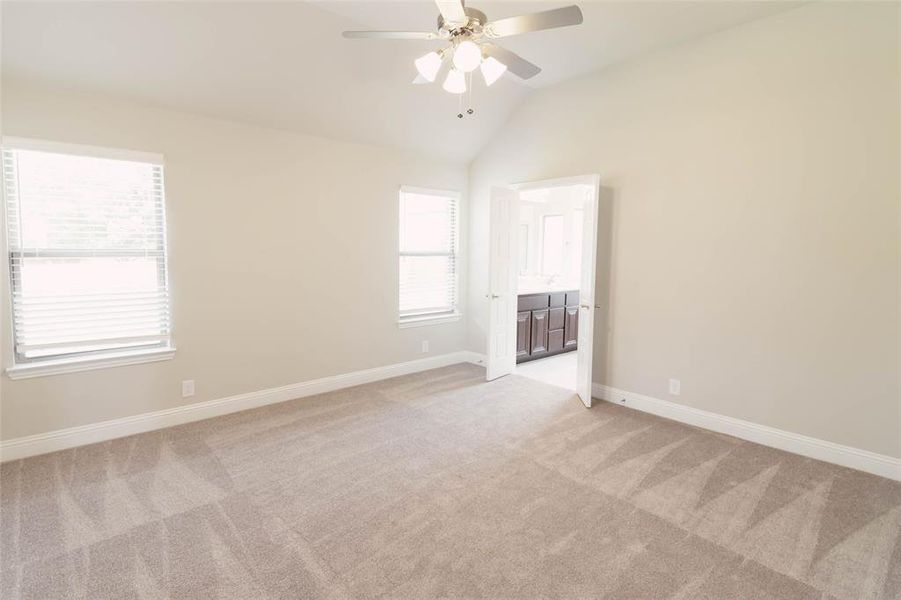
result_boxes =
[2,1,802,162]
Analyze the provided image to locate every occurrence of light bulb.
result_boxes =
[414,51,443,82]
[443,68,466,94]
[480,56,507,86]
[452,40,482,73]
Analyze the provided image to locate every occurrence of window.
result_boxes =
[398,186,459,325]
[541,214,565,276]
[3,139,173,376]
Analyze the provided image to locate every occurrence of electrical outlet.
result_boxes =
[182,380,195,398]
[421,340,429,353]
[668,378,681,396]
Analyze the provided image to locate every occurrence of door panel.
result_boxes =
[576,181,600,407]
[530,309,549,354]
[516,311,531,358]
[487,188,520,381]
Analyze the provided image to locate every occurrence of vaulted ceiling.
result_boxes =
[1,1,802,162]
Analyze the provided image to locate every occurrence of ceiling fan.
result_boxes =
[342,1,583,115]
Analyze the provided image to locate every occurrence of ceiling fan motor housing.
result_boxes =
[438,7,488,40]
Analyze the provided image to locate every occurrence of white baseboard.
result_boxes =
[0,351,483,463]
[592,384,901,481]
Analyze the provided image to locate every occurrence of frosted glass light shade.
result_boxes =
[414,51,443,82]
[452,40,482,73]
[442,68,466,94]
[480,56,507,86]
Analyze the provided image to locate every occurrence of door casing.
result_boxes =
[486,174,601,408]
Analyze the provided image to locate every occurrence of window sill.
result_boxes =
[398,312,462,329]
[5,347,176,380]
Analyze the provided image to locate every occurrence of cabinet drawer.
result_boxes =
[518,293,549,312]
[549,307,565,330]
[549,292,566,308]
[566,290,580,307]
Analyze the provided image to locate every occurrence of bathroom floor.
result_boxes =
[515,352,577,391]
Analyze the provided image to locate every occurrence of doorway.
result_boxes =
[486,175,600,408]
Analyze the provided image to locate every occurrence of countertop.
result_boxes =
[517,285,579,295]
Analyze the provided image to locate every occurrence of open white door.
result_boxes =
[486,187,519,381]
[576,181,600,407]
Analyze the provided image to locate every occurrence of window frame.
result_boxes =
[397,185,462,328]
[1,137,176,379]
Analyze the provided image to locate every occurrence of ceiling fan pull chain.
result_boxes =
[467,72,475,115]
[457,92,463,119]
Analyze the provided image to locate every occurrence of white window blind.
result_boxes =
[398,187,459,319]
[3,141,172,363]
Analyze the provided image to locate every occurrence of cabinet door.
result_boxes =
[530,309,549,354]
[564,306,579,348]
[548,329,564,353]
[516,311,531,359]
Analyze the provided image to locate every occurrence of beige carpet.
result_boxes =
[1,363,899,599]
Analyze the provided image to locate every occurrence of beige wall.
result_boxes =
[0,82,469,440]
[467,3,901,457]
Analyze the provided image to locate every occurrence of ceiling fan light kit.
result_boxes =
[343,0,583,117]
[452,39,482,72]
[443,68,467,94]
[415,50,445,82]
[480,56,507,86]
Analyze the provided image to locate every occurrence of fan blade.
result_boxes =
[435,0,467,25]
[482,44,541,80]
[342,31,438,40]
[484,6,583,39]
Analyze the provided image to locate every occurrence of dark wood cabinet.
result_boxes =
[549,307,565,330]
[516,290,578,363]
[516,311,531,358]
[548,329,564,353]
[564,306,579,349]
[530,309,549,354]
